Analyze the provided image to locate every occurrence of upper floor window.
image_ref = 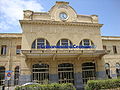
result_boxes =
[113,46,117,54]
[57,39,72,46]
[103,45,107,50]
[16,45,21,55]
[1,45,7,55]
[80,39,94,46]
[32,38,50,49]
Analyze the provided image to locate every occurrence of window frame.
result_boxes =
[58,63,74,84]
[116,63,120,77]
[0,66,5,85]
[14,66,20,85]
[57,39,72,46]
[80,39,94,46]
[1,45,7,55]
[103,45,107,50]
[32,38,50,49]
[82,62,96,84]
[105,63,111,79]
[16,45,21,55]
[32,63,49,84]
[113,45,117,54]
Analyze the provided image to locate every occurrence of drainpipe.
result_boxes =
[8,38,12,71]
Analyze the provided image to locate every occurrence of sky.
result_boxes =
[0,0,120,36]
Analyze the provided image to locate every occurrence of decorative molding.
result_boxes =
[58,4,68,9]
[20,20,103,27]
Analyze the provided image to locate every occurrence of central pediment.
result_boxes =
[22,1,98,23]
[49,1,77,22]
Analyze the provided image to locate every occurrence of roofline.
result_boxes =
[0,33,22,38]
[102,36,120,38]
[102,36,120,40]
[19,20,103,27]
[0,33,22,34]
[0,34,120,40]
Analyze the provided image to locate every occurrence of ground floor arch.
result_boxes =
[58,63,74,84]
[0,66,5,85]
[32,63,49,84]
[82,62,96,84]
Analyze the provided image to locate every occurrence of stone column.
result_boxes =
[74,72,84,90]
[19,56,32,85]
[74,60,84,90]
[19,75,31,85]
[49,59,58,83]
[96,58,106,79]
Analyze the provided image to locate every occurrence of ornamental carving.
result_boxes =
[24,11,33,19]
[58,4,68,9]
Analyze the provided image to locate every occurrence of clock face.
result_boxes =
[59,13,68,20]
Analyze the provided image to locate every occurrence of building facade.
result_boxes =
[0,1,120,89]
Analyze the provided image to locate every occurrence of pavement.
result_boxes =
[5,86,15,90]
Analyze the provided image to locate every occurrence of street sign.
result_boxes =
[5,71,13,80]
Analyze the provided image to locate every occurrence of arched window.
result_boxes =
[105,63,111,79]
[32,38,50,49]
[0,66,5,85]
[58,63,74,84]
[32,64,49,84]
[57,39,72,46]
[116,63,120,77]
[82,62,96,84]
[80,39,94,46]
[14,66,19,85]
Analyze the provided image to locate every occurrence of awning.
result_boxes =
[21,49,110,59]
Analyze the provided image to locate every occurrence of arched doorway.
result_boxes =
[32,64,49,84]
[58,63,74,84]
[0,66,5,85]
[105,63,111,79]
[82,62,96,84]
[14,66,19,85]
[116,63,120,77]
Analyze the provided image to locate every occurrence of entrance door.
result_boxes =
[32,64,49,84]
[58,63,74,84]
[82,62,96,84]
[0,66,5,85]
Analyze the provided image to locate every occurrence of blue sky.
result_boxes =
[0,0,120,36]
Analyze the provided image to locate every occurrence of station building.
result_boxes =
[0,1,120,89]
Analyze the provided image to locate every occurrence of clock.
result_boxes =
[59,12,68,20]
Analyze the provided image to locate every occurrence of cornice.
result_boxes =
[0,33,22,38]
[102,36,120,40]
[19,20,103,27]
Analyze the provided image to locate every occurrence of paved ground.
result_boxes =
[5,86,15,90]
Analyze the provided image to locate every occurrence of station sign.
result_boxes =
[37,45,95,49]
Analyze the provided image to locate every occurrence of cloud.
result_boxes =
[0,0,43,33]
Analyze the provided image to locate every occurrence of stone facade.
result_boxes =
[0,1,120,90]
